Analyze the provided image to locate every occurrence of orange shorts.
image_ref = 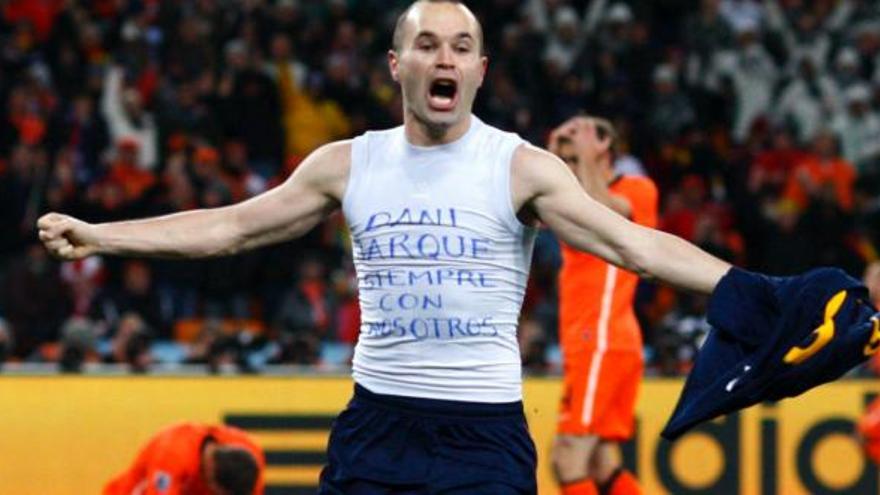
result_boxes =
[557,348,643,440]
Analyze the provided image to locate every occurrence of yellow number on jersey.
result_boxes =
[783,290,847,365]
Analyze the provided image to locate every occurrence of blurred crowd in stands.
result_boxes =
[1,0,880,375]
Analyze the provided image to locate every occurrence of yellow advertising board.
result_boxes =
[0,375,876,494]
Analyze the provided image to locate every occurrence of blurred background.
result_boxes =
[1,0,880,378]
[5,1,880,493]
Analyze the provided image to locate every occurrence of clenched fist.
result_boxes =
[37,213,100,260]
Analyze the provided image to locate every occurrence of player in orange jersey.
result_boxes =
[103,422,265,495]
[549,116,657,495]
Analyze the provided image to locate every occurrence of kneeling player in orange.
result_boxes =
[104,422,265,495]
[549,116,657,495]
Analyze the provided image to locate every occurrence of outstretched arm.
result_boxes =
[512,144,730,294]
[38,141,351,260]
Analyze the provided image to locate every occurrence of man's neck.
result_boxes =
[405,111,472,147]
[599,158,615,184]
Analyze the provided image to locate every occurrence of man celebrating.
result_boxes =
[40,1,732,493]
[550,117,657,495]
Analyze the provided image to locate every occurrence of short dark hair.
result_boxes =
[590,116,620,158]
[392,0,484,54]
[213,447,260,495]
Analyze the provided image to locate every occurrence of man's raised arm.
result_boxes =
[511,143,730,294]
[38,141,351,260]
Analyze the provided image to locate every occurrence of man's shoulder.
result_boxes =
[475,117,524,144]
[355,124,404,144]
[511,142,555,167]
[296,140,354,199]
[612,174,658,197]
[154,422,206,446]
[510,143,559,185]
[294,140,353,174]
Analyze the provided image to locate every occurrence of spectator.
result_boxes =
[719,0,765,31]
[101,66,159,170]
[47,94,108,183]
[216,39,284,179]
[648,64,695,140]
[543,6,584,74]
[59,256,105,317]
[748,125,806,197]
[330,269,360,346]
[105,311,152,373]
[684,0,734,88]
[834,47,864,92]
[774,54,839,144]
[782,130,856,212]
[656,294,711,375]
[711,20,778,142]
[58,316,98,373]
[770,8,831,75]
[2,244,71,358]
[274,258,333,339]
[831,84,880,174]
[90,260,165,338]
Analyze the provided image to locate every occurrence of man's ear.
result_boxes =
[388,50,400,82]
[598,134,612,155]
[477,55,488,87]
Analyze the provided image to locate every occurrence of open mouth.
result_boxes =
[428,78,458,111]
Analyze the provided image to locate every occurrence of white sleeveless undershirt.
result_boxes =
[342,115,537,403]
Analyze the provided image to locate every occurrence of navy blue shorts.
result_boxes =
[318,384,537,495]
